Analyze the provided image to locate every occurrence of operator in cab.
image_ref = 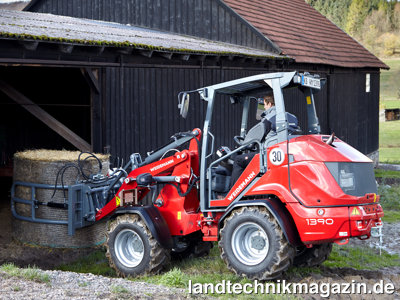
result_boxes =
[229,94,298,187]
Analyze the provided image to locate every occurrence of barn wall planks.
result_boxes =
[100,67,262,161]
[96,66,379,162]
[0,64,380,166]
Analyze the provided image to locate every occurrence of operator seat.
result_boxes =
[242,121,266,145]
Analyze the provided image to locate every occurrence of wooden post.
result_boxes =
[0,80,91,152]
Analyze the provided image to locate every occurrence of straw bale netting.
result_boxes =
[13,149,110,248]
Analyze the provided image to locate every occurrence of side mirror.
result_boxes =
[178,92,190,118]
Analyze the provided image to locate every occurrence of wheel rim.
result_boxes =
[231,222,269,266]
[114,229,145,268]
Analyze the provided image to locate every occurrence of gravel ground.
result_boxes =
[0,269,189,300]
[0,266,398,300]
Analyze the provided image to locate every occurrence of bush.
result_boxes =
[378,184,400,211]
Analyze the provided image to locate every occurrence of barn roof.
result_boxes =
[0,9,285,61]
[223,0,388,69]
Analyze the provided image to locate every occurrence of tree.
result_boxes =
[382,33,400,55]
[306,0,352,30]
[363,9,390,34]
[346,0,369,37]
[394,3,400,30]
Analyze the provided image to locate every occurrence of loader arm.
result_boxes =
[96,129,201,221]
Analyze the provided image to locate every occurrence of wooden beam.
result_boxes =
[94,45,105,55]
[81,68,100,94]
[195,55,207,62]
[179,54,191,61]
[159,52,173,60]
[19,40,39,51]
[59,44,74,54]
[0,80,91,152]
[117,47,133,55]
[139,50,153,58]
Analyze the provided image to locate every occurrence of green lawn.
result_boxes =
[380,59,400,164]
[379,120,400,163]
[380,58,400,105]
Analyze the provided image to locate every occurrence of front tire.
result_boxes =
[106,214,170,277]
[219,207,295,280]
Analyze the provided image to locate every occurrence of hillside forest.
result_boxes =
[306,0,400,57]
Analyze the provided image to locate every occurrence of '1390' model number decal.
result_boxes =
[306,218,334,225]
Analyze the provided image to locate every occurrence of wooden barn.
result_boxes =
[0,0,387,186]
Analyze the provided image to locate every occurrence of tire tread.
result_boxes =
[105,214,170,277]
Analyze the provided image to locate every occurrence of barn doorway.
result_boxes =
[0,66,93,251]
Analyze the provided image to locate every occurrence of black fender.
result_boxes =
[218,198,302,247]
[113,206,173,249]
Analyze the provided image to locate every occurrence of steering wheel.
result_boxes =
[233,135,244,146]
[234,135,259,151]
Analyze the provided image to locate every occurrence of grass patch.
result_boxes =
[110,284,130,294]
[157,267,187,287]
[380,59,400,164]
[378,183,400,222]
[57,249,116,277]
[382,210,400,223]
[374,169,400,223]
[380,58,400,103]
[381,100,400,109]
[285,266,321,278]
[132,246,242,289]
[0,263,50,283]
[323,244,400,270]
[130,246,296,299]
[379,120,400,148]
[374,168,400,179]
[379,120,400,164]
[378,184,400,211]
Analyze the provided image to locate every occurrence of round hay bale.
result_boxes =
[12,149,110,248]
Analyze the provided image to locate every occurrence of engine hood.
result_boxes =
[288,135,372,163]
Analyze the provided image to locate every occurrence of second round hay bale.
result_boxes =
[13,150,110,248]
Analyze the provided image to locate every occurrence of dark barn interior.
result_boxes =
[0,67,91,201]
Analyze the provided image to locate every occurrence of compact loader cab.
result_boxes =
[179,71,324,208]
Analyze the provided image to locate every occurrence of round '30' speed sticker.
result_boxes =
[269,148,285,166]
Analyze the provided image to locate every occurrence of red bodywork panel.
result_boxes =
[96,129,204,237]
[97,132,383,245]
[245,135,383,244]
[207,135,382,244]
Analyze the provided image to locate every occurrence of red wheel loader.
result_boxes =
[12,71,384,279]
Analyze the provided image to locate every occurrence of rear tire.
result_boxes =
[106,214,170,277]
[219,207,295,280]
[293,243,333,267]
